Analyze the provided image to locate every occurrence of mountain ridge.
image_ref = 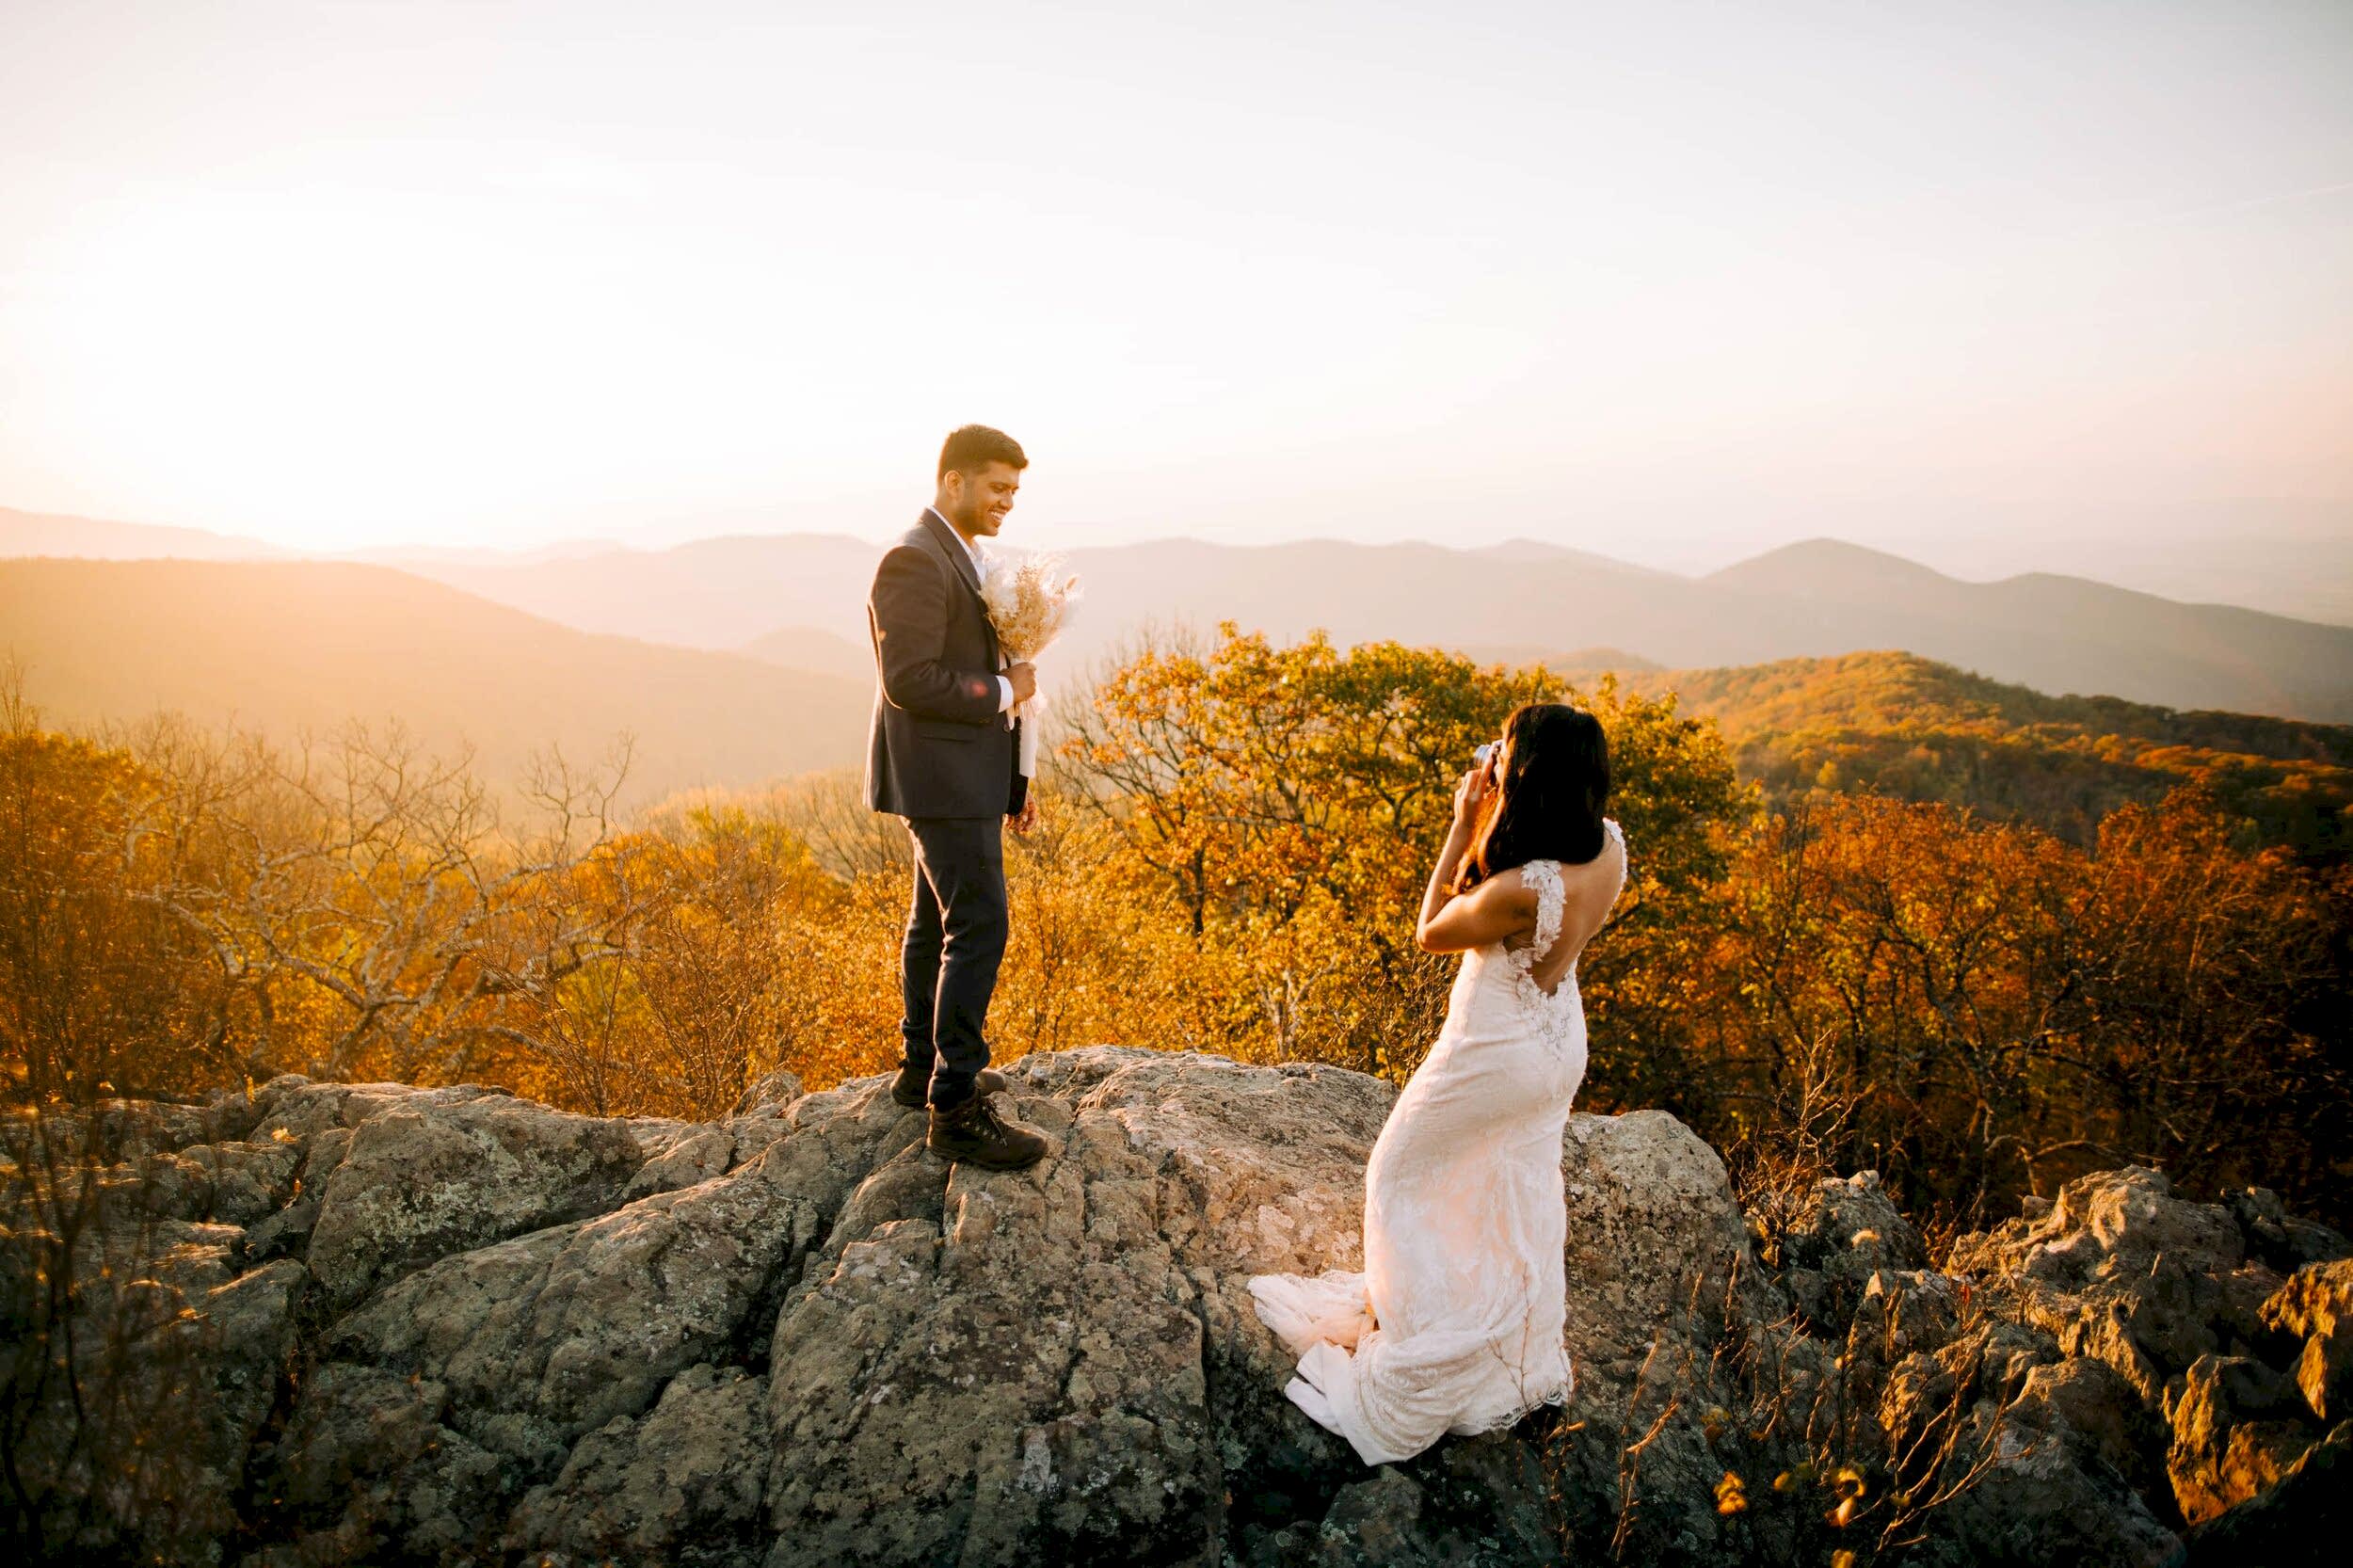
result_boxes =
[336,537,2353,724]
[8,506,2349,721]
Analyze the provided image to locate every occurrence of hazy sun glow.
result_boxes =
[1,0,2347,570]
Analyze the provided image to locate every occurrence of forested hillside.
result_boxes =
[1625,648,2353,864]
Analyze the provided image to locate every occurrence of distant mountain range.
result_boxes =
[405,531,2346,721]
[6,504,2350,723]
[0,558,869,809]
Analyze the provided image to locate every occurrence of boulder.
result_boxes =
[2014,1353,2166,1499]
[2264,1260,2353,1422]
[2183,1419,2353,1566]
[622,1124,737,1200]
[1236,1446,1560,1568]
[248,1074,512,1144]
[84,1091,257,1159]
[321,1132,826,1480]
[244,1361,508,1564]
[760,1048,1392,1568]
[504,1362,770,1566]
[4,1236,303,1566]
[87,1139,302,1227]
[2164,1353,2321,1524]
[2226,1187,2351,1273]
[305,1089,667,1308]
[1773,1169,1929,1334]
[1560,1109,1758,1376]
[1896,1384,2183,1568]
[733,1065,805,1116]
[1945,1165,2286,1407]
[2265,1258,2353,1342]
[1546,1109,1776,1562]
[2296,1332,2353,1424]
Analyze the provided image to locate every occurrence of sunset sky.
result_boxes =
[1,0,2347,576]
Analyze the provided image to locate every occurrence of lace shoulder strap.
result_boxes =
[1517,858,1567,967]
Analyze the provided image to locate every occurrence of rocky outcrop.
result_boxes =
[1945,1164,2351,1534]
[2265,1258,2353,1423]
[3,1049,2343,1566]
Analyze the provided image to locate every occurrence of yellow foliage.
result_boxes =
[0,634,2344,1234]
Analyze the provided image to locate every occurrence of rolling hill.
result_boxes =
[0,559,871,808]
[397,533,888,652]
[739,624,873,681]
[0,504,290,561]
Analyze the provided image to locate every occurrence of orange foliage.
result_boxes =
[1,636,2344,1230]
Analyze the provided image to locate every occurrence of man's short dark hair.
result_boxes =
[938,424,1027,479]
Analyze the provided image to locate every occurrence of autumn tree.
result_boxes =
[1052,624,1750,1077]
[1698,788,2351,1230]
[0,691,237,1101]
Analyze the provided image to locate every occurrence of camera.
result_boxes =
[1473,743,1496,770]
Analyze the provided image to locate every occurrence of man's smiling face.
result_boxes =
[942,461,1020,539]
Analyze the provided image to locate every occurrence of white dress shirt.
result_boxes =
[926,506,1016,715]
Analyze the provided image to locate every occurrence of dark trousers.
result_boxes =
[899,816,1008,1110]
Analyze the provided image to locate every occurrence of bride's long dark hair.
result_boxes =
[1452,702,1610,893]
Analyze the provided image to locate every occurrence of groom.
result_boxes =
[864,424,1049,1171]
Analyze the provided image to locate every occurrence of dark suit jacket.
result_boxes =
[864,509,1026,819]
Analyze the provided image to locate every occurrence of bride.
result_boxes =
[1249,701,1628,1465]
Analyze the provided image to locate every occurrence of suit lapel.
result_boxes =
[919,507,985,599]
[917,508,1000,674]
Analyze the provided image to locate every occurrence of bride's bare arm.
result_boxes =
[1417,870,1534,953]
[1415,760,1538,953]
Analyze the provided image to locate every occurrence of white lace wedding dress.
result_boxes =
[1248,818,1627,1465]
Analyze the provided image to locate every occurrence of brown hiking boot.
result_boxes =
[891,1064,1010,1110]
[925,1093,1048,1171]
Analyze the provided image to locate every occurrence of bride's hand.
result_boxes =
[1451,753,1495,827]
